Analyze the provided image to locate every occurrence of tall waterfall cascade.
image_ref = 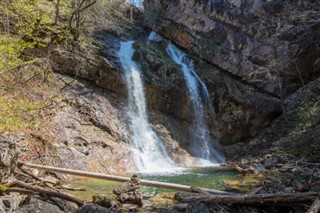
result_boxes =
[117,41,177,172]
[166,43,225,164]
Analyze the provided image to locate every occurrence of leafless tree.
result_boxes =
[248,1,320,121]
[69,0,96,41]
[1,0,10,34]
[54,0,61,25]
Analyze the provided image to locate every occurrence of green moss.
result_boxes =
[63,98,77,108]
[0,96,50,132]
[290,140,320,162]
[198,38,220,57]
[0,37,26,71]
[0,185,7,192]
[0,0,72,74]
[132,51,141,61]
[134,41,179,81]
[296,98,320,131]
[144,6,160,26]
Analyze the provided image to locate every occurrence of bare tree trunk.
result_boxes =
[2,0,10,34]
[54,0,61,25]
[277,70,288,122]
[5,5,9,33]
[8,180,85,207]
[308,199,320,213]
[69,0,96,41]
[129,0,133,21]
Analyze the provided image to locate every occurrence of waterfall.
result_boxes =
[117,41,177,172]
[126,0,143,8]
[147,31,163,42]
[166,42,225,164]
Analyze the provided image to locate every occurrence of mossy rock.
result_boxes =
[133,41,180,82]
[132,51,141,61]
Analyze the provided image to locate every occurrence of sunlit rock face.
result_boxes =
[46,5,287,168]
[133,40,282,145]
[144,0,320,97]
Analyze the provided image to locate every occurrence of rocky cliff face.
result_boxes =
[225,77,320,161]
[50,29,282,149]
[39,42,204,171]
[11,0,319,173]
[133,40,281,144]
[144,0,320,97]
[3,0,319,176]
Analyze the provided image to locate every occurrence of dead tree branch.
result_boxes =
[6,180,85,207]
[175,192,319,206]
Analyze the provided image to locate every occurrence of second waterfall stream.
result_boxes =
[166,42,225,164]
[117,41,177,172]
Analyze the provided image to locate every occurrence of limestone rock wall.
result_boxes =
[133,39,281,144]
[144,0,320,96]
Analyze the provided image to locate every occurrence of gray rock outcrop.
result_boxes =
[144,0,320,96]
[0,136,18,183]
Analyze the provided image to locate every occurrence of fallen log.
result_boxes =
[18,161,233,195]
[6,180,85,207]
[308,198,320,213]
[227,161,250,175]
[175,192,319,205]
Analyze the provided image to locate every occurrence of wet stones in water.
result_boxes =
[112,174,143,207]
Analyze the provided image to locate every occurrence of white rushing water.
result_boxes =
[166,42,225,164]
[118,41,177,172]
[147,31,163,43]
[126,0,143,8]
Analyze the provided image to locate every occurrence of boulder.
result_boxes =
[92,195,120,209]
[16,196,75,213]
[113,175,143,207]
[0,135,18,183]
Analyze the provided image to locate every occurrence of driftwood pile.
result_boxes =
[1,161,144,211]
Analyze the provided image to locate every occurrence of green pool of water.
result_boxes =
[140,167,242,195]
[64,166,249,201]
